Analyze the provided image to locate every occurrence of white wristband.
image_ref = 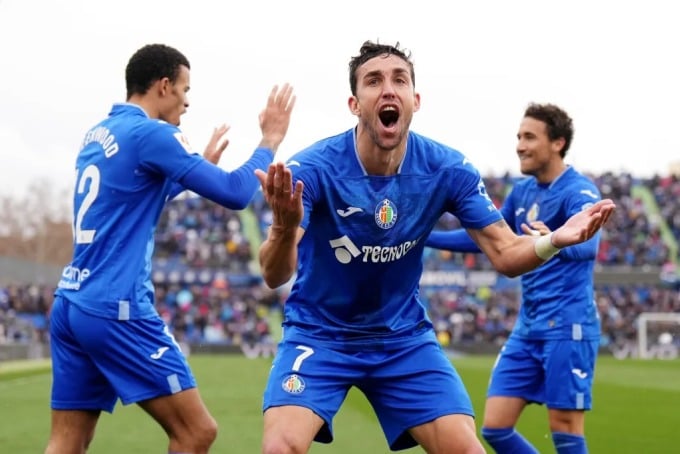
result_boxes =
[534,232,561,261]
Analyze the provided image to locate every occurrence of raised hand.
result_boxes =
[255,162,304,232]
[203,124,230,165]
[551,199,615,247]
[258,84,296,154]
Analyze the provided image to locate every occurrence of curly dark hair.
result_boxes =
[125,44,190,100]
[348,40,414,95]
[524,103,574,157]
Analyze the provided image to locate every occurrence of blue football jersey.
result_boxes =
[500,167,602,340]
[56,104,211,320]
[282,128,502,350]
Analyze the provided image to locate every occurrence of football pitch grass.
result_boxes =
[1,355,678,453]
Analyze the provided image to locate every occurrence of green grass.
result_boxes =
[1,355,679,453]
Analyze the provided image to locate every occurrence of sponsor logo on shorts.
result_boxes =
[282,374,305,394]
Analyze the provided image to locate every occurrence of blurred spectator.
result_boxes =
[3,171,679,353]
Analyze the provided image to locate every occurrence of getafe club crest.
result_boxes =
[375,199,398,229]
[527,202,539,223]
[282,374,306,394]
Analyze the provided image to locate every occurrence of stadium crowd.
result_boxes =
[1,171,679,355]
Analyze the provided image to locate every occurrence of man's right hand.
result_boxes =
[255,162,304,232]
[258,84,296,154]
[552,198,615,248]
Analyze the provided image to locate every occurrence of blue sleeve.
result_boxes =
[137,123,272,207]
[558,177,602,261]
[445,165,502,230]
[177,148,273,209]
[426,229,481,253]
[167,182,185,200]
[559,231,600,261]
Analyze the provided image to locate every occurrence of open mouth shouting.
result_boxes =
[379,104,400,132]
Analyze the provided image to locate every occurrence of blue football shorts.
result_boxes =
[49,296,196,412]
[262,335,474,451]
[487,336,598,410]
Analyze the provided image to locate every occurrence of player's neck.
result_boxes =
[127,95,159,119]
[355,130,406,176]
[535,161,567,184]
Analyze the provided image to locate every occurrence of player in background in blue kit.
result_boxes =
[254,41,614,454]
[427,103,600,454]
[45,44,295,454]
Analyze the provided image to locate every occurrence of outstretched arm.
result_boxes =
[178,150,273,209]
[168,124,231,200]
[426,229,481,253]
[469,199,615,277]
[520,220,600,261]
[167,84,296,207]
[257,162,305,288]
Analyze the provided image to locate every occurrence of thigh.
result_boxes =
[262,340,356,444]
[487,337,545,404]
[69,304,197,406]
[410,414,484,454]
[483,396,527,428]
[262,405,325,454]
[50,297,117,412]
[362,340,475,451]
[138,387,215,436]
[544,339,598,410]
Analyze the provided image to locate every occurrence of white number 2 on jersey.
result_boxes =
[74,164,100,244]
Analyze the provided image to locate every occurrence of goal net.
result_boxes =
[636,312,680,360]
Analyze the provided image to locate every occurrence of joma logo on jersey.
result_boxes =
[374,199,397,229]
[329,235,418,264]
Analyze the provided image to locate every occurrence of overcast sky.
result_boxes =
[1,0,678,199]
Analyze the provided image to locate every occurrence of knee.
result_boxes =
[174,416,218,452]
[45,439,88,454]
[45,427,96,454]
[548,409,584,434]
[195,416,218,450]
[261,432,307,454]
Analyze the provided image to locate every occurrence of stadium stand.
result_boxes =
[1,172,679,360]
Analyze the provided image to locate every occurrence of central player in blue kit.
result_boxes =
[255,40,615,453]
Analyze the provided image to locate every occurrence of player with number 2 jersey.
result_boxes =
[46,43,295,454]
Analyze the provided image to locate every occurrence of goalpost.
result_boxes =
[636,312,680,360]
